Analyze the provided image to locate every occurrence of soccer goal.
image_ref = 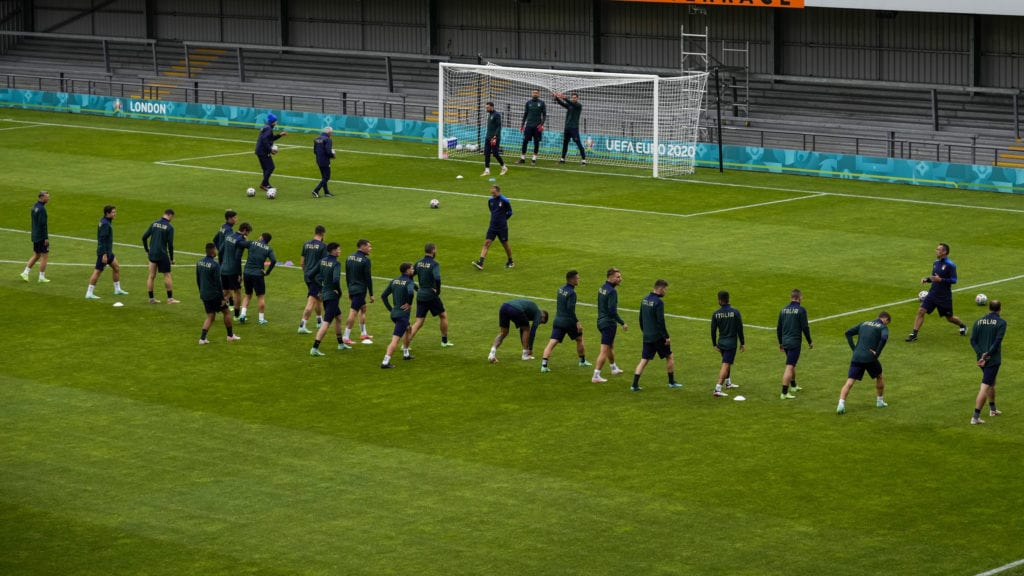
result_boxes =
[438,62,708,178]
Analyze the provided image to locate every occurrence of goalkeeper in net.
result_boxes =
[517,88,547,165]
[553,92,587,166]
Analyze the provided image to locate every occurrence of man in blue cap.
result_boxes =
[255,113,287,191]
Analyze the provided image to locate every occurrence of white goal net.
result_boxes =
[439,62,708,178]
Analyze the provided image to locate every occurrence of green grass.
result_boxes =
[2,107,1023,576]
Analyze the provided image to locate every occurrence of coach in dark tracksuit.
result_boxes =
[255,113,287,190]
[312,126,335,198]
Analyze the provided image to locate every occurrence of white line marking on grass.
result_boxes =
[157,150,258,163]
[810,274,1024,324]
[975,558,1024,576]
[0,123,46,132]
[0,228,205,258]
[0,259,150,268]
[155,160,822,219]
[12,117,1024,213]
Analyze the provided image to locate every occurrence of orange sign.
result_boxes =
[616,0,804,7]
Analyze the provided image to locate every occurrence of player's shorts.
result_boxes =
[305,277,321,298]
[221,274,241,291]
[719,347,737,365]
[980,364,1000,386]
[499,303,531,329]
[599,325,618,346]
[32,240,48,254]
[416,298,446,318]
[485,226,509,243]
[847,359,883,381]
[549,324,581,343]
[94,253,115,271]
[243,274,266,296]
[349,292,367,310]
[149,256,171,274]
[391,315,411,337]
[523,125,543,143]
[641,340,672,360]
[323,298,342,323]
[203,297,227,314]
[783,347,802,366]
[920,294,954,318]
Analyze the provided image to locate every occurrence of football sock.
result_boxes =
[300,320,307,329]
[579,355,586,364]
[632,374,641,387]
[489,346,497,356]
[877,395,885,403]
[258,313,265,322]
[593,369,601,378]
[974,408,982,418]
[316,315,323,325]
[782,385,789,395]
[911,329,919,336]
[715,384,723,392]
[343,328,351,340]
[541,358,549,367]
[148,291,154,299]
[22,266,30,275]
[227,327,234,337]
[313,340,321,349]
[791,379,798,388]
[114,281,122,291]
[38,272,46,280]
[336,336,345,344]
[240,307,247,317]
[167,291,173,299]
[403,348,411,358]
[86,285,95,296]
[443,336,450,344]
[838,399,846,408]
[667,372,675,385]
[360,323,367,336]
[234,308,240,318]
[201,329,209,339]
[610,363,620,372]
[383,354,392,364]
[989,402,997,411]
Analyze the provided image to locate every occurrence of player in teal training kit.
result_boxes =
[541,270,590,372]
[298,225,326,333]
[142,208,177,304]
[516,88,547,164]
[711,290,745,397]
[836,311,891,414]
[481,101,508,177]
[21,190,50,283]
[593,267,628,382]
[85,204,128,299]
[343,239,375,345]
[632,279,682,391]
[380,262,417,368]
[488,299,549,363]
[970,300,1007,424]
[777,288,813,399]
[239,232,277,325]
[409,243,453,348]
[310,242,347,356]
[552,92,586,165]
[196,242,239,345]
[220,222,250,319]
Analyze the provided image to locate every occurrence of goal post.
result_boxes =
[438,62,708,178]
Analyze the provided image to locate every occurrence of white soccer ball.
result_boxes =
[466,144,478,152]
[976,293,988,306]
[456,144,464,151]
[271,144,279,154]
[918,290,929,301]
[246,187,256,197]
[430,198,440,209]
[266,187,277,199]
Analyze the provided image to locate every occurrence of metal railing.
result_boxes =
[0,69,1019,166]
[0,30,158,74]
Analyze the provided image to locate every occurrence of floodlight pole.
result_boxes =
[715,67,724,173]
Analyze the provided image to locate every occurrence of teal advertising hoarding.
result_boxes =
[3,88,1021,193]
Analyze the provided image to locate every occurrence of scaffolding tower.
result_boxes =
[680,26,711,141]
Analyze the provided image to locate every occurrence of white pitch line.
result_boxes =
[0,259,150,268]
[157,150,260,163]
[155,160,822,220]
[810,275,1024,324]
[0,124,46,132]
[0,228,206,258]
[8,116,1024,213]
[975,558,1024,576]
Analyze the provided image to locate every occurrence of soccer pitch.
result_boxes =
[2,108,1023,576]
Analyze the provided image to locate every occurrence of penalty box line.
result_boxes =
[153,160,825,220]
[7,116,1024,215]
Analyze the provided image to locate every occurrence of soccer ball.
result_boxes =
[271,145,279,154]
[456,144,464,151]
[466,144,478,152]
[918,290,929,301]
[430,198,440,209]
[976,293,988,306]
[266,187,277,199]
[246,187,256,197]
